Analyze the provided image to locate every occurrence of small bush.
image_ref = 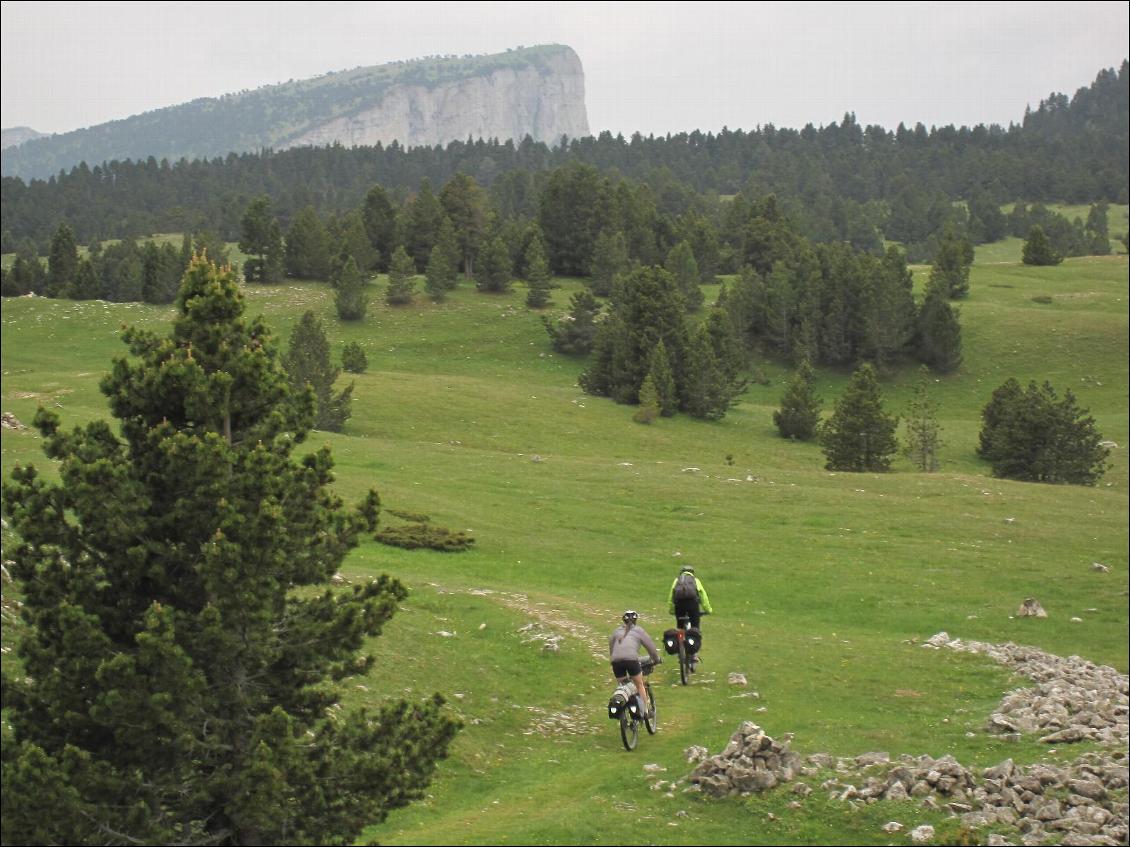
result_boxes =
[1030,295,1053,304]
[386,508,431,523]
[342,342,368,373]
[376,523,475,552]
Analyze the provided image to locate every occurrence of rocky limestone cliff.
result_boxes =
[1,45,589,180]
[283,46,588,150]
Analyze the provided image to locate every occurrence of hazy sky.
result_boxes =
[2,1,1127,137]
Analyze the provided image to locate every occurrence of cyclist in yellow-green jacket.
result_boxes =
[668,565,713,667]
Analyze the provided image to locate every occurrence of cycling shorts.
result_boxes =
[611,659,642,680]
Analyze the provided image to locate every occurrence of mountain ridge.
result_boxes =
[0,45,590,179]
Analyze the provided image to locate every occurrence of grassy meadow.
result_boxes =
[1,248,1127,845]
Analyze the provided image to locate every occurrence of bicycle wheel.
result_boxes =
[644,683,658,735]
[620,713,638,751]
[678,638,689,686]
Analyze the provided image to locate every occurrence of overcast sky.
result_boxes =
[2,1,1127,137]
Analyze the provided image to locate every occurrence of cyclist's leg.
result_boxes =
[631,670,648,713]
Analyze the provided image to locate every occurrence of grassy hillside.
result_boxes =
[1,251,1126,845]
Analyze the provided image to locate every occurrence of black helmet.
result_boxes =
[681,565,695,573]
[622,610,639,624]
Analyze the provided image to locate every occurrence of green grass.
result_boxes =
[2,253,1127,845]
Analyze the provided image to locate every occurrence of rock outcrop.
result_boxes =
[281,46,588,151]
[2,45,590,180]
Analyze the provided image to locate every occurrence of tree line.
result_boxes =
[2,62,1125,253]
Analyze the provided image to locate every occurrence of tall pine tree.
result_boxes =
[820,362,899,471]
[0,257,457,845]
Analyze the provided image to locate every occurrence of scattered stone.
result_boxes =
[910,824,936,843]
[643,763,666,773]
[1092,563,1110,573]
[1018,598,1048,618]
[882,821,904,833]
[530,454,544,463]
[435,630,456,637]
[1,412,26,430]
[728,672,748,686]
[684,745,709,764]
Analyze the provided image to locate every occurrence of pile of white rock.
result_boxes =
[924,632,1128,747]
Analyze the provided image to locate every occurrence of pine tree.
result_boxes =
[681,327,733,420]
[903,366,943,471]
[589,229,630,297]
[916,278,963,374]
[543,289,602,355]
[647,340,678,417]
[361,183,397,271]
[67,256,102,300]
[424,243,454,303]
[47,221,79,297]
[475,235,512,293]
[581,266,689,406]
[633,374,660,424]
[665,240,704,311]
[334,256,368,321]
[1084,202,1111,255]
[0,257,457,845]
[285,206,332,280]
[284,310,354,432]
[774,358,822,440]
[820,362,899,471]
[239,196,284,283]
[341,341,368,374]
[524,236,552,308]
[433,217,462,290]
[386,246,417,306]
[978,379,1109,484]
[1021,225,1063,266]
[928,226,973,299]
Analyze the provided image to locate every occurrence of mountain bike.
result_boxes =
[608,659,658,751]
[673,616,697,685]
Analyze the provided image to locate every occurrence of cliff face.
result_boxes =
[283,47,588,149]
[1,45,590,180]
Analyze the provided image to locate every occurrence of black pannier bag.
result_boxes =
[662,628,679,655]
[685,627,702,655]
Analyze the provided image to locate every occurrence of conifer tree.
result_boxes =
[681,326,735,420]
[334,255,368,321]
[665,240,704,311]
[902,366,943,471]
[977,379,1109,484]
[524,235,552,308]
[647,340,678,417]
[916,278,963,374]
[430,217,462,292]
[424,244,454,303]
[67,255,102,300]
[928,226,973,299]
[285,206,332,280]
[774,358,822,440]
[633,374,660,424]
[386,246,417,305]
[589,229,630,297]
[361,183,397,271]
[820,362,899,471]
[47,221,79,297]
[543,289,602,355]
[475,235,512,294]
[239,197,285,283]
[284,310,354,432]
[341,341,368,374]
[1084,202,1111,255]
[1021,225,1062,266]
[0,257,456,845]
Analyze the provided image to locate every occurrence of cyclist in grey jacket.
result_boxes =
[609,610,661,715]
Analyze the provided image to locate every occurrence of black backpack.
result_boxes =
[673,571,699,602]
